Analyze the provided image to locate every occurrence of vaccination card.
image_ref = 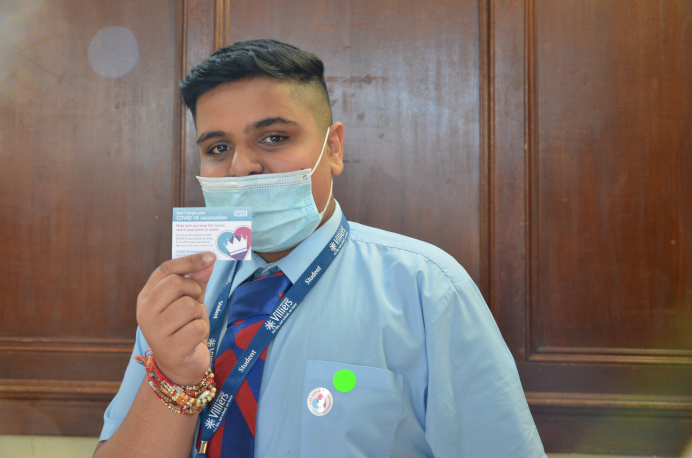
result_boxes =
[172,207,252,261]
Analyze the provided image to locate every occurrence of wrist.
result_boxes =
[156,364,201,387]
[134,351,216,416]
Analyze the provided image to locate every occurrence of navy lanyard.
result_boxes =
[196,214,350,456]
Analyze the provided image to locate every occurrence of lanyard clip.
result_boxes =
[196,440,208,458]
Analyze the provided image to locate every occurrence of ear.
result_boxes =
[327,122,345,176]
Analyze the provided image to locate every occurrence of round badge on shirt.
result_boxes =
[307,387,333,416]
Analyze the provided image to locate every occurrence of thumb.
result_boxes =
[188,261,214,303]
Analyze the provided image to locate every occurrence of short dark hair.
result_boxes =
[179,39,331,123]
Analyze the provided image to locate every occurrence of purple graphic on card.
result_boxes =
[216,226,251,260]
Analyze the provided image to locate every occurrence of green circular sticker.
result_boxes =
[333,369,357,392]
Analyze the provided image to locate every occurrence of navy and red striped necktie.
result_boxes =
[197,267,292,458]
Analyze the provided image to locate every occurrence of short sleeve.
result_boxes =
[99,327,149,441]
[424,279,547,457]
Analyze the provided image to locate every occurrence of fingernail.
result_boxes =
[203,253,214,263]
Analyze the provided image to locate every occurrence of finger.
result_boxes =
[171,317,211,355]
[188,263,215,302]
[200,305,210,324]
[144,274,203,315]
[158,296,206,337]
[140,252,215,299]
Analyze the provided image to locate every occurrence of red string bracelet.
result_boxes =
[135,350,216,416]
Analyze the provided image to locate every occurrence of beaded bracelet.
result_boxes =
[135,350,216,416]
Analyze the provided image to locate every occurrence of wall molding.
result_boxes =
[530,346,692,365]
[214,0,230,50]
[179,0,215,207]
[526,391,692,413]
[0,379,120,402]
[479,0,493,306]
[525,0,539,365]
[0,337,134,354]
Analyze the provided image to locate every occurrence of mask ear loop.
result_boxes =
[310,126,331,177]
[310,127,333,215]
[319,180,333,216]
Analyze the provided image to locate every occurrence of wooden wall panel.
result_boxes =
[0,0,180,435]
[180,0,215,208]
[184,0,484,284]
[533,0,692,357]
[491,0,692,454]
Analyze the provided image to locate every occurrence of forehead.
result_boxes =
[195,77,316,131]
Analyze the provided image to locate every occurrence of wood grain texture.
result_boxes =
[0,399,112,437]
[532,0,692,355]
[181,0,215,208]
[0,380,120,401]
[526,392,692,411]
[0,0,179,435]
[518,362,692,397]
[0,337,134,354]
[489,0,530,361]
[205,0,483,284]
[478,0,492,302]
[532,408,692,456]
[490,0,692,453]
[0,0,178,340]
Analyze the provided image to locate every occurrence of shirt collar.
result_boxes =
[232,200,344,285]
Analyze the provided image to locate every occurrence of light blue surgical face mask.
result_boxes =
[197,128,332,253]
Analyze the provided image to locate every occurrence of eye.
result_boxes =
[259,135,288,145]
[208,144,230,155]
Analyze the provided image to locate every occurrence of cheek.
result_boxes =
[263,152,310,174]
[199,157,231,177]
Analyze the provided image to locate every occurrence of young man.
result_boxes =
[94,39,546,458]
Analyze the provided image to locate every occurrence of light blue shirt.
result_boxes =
[101,201,546,457]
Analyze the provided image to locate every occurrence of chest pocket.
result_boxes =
[300,360,404,458]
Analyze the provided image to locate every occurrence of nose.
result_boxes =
[229,148,263,177]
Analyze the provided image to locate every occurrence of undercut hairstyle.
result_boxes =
[179,39,332,128]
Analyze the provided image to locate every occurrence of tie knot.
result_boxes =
[251,265,282,281]
[226,269,293,326]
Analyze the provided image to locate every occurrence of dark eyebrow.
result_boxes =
[196,117,298,145]
[245,117,298,134]
[196,130,227,145]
